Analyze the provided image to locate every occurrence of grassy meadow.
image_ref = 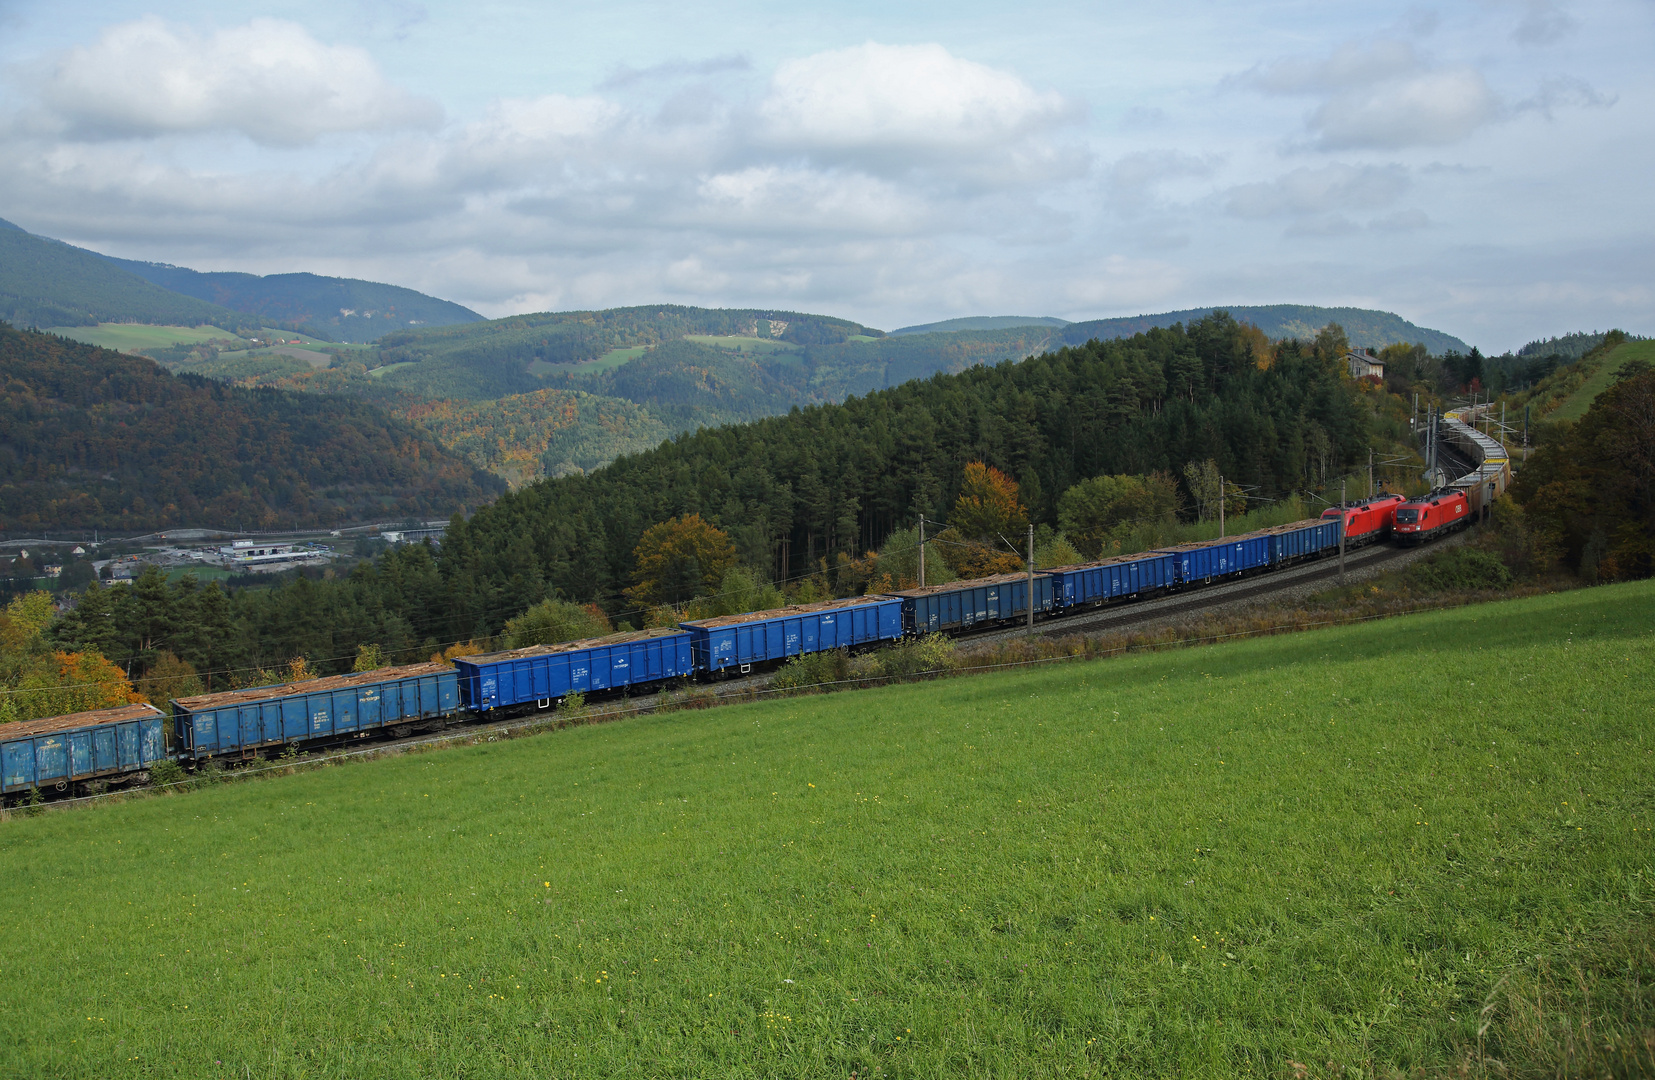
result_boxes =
[1,583,1651,1078]
[45,324,243,351]
[1548,339,1655,423]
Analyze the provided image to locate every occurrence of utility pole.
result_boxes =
[917,515,925,589]
[1425,405,1436,485]
[1027,523,1035,634]
[1218,474,1225,538]
[1368,448,1374,500]
[1338,478,1347,581]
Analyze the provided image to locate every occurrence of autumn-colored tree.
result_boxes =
[949,463,1028,541]
[353,643,389,672]
[0,591,139,723]
[0,650,142,725]
[432,641,488,664]
[137,651,204,709]
[939,538,1024,579]
[626,514,738,607]
[1238,323,1274,370]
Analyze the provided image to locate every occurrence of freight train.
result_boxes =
[0,515,1338,800]
[4,410,1511,803]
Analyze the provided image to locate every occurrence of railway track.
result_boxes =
[963,540,1414,648]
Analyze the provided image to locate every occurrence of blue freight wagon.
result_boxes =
[172,662,459,760]
[1,703,167,796]
[455,628,694,711]
[1264,518,1342,564]
[1045,553,1176,610]
[1156,533,1273,585]
[681,596,905,674]
[885,572,1054,634]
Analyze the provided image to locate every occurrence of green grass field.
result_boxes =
[2,583,1651,1078]
[1549,340,1655,422]
[45,324,244,351]
[368,361,417,379]
[684,335,802,355]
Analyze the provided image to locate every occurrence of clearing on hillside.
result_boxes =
[1549,339,1655,422]
[1,583,1651,1078]
[45,323,243,351]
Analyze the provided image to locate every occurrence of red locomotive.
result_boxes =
[1392,490,1470,544]
[1320,493,1405,548]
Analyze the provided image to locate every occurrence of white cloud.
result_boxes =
[1243,40,1499,149]
[35,16,439,146]
[1107,150,1217,209]
[696,166,927,235]
[1226,164,1410,219]
[759,42,1074,161]
[1312,67,1500,149]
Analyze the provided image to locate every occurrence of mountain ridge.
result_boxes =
[101,257,486,342]
[0,219,249,331]
[1056,304,1469,354]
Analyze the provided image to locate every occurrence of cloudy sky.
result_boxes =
[1,1,1649,350]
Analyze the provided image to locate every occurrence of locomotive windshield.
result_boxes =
[1395,508,1419,523]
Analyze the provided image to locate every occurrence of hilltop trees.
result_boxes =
[1515,367,1655,581]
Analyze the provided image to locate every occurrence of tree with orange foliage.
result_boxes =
[949,463,1029,541]
[1,590,141,723]
[625,513,738,607]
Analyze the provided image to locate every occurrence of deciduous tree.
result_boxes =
[625,514,737,607]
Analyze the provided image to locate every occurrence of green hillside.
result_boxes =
[1059,304,1469,354]
[0,325,503,532]
[891,315,1070,335]
[45,324,245,351]
[1548,339,1655,422]
[433,312,1369,623]
[3,583,1648,1077]
[377,305,877,395]
[0,220,247,331]
[369,304,1464,419]
[103,258,485,343]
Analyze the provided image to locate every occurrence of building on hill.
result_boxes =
[1346,349,1385,380]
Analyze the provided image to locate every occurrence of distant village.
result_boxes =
[0,520,450,602]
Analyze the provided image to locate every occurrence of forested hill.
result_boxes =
[0,220,247,331]
[0,325,504,532]
[434,313,1371,633]
[1057,305,1468,355]
[101,259,485,343]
